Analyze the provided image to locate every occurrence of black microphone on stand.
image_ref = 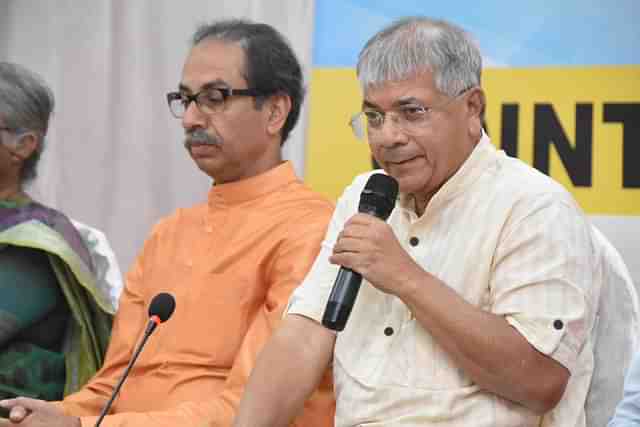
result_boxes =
[322,173,399,332]
[94,292,176,427]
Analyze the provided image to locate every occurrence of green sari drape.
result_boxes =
[0,197,114,399]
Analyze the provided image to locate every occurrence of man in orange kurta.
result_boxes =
[0,19,335,427]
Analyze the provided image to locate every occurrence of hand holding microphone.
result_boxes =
[322,174,399,331]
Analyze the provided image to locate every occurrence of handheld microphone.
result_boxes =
[95,292,176,427]
[322,173,398,331]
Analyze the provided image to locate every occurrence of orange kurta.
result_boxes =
[57,162,335,426]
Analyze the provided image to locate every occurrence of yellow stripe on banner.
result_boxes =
[305,68,372,200]
[306,66,640,215]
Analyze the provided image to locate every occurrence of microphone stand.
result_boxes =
[94,317,160,427]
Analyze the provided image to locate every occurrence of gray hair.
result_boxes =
[357,17,482,96]
[0,62,54,183]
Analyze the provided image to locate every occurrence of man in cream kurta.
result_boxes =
[233,16,602,427]
[286,134,596,426]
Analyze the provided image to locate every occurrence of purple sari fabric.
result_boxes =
[0,201,93,272]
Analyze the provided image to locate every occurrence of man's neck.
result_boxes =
[411,192,433,217]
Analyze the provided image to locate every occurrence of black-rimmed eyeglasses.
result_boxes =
[166,87,266,118]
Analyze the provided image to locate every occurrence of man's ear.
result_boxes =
[265,94,292,137]
[10,133,39,162]
[466,87,486,119]
[466,88,486,138]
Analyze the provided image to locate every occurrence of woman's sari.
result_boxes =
[0,197,114,399]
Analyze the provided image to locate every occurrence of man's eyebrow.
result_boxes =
[362,100,380,109]
[362,96,424,110]
[178,79,229,93]
[392,96,423,107]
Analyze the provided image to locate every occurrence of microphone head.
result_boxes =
[148,293,176,323]
[358,173,399,220]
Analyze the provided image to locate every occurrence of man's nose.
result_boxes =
[377,112,408,147]
[181,100,206,130]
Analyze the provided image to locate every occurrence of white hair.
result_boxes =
[357,17,482,96]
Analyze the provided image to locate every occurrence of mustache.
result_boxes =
[184,129,221,149]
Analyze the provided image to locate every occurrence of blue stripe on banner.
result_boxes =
[313,0,640,67]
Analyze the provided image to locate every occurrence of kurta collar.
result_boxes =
[207,161,298,207]
[399,132,497,213]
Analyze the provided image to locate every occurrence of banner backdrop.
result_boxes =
[306,0,640,285]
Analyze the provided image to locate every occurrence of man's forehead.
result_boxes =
[180,40,247,91]
[362,78,436,107]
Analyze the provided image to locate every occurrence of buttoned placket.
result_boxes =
[403,199,440,325]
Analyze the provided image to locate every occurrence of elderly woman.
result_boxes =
[0,62,113,401]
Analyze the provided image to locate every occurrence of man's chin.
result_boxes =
[191,153,220,170]
[392,172,432,195]
[194,162,221,180]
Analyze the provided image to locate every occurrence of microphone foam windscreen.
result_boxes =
[148,292,176,323]
[359,173,399,220]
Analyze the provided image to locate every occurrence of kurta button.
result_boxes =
[384,326,394,336]
[553,320,564,330]
[409,237,419,246]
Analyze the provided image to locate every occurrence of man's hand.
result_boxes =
[330,213,426,296]
[0,398,80,427]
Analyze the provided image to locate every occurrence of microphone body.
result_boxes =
[322,268,362,331]
[94,293,175,427]
[322,174,398,331]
